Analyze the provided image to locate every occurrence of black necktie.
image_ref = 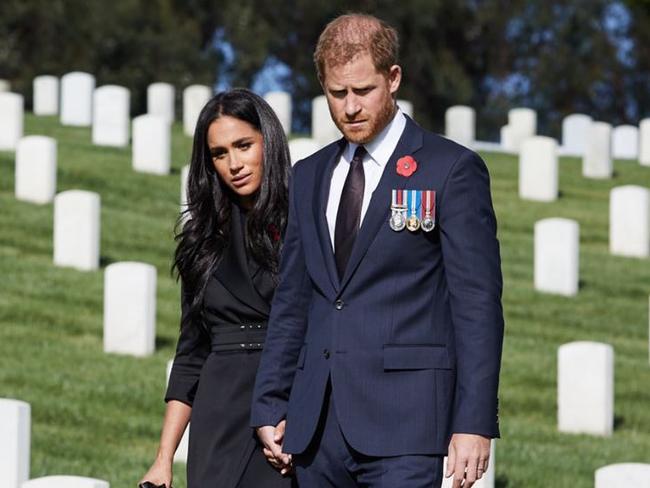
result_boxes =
[335,145,366,279]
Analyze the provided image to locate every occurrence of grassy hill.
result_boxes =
[1,114,649,487]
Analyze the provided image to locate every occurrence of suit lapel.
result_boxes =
[214,203,270,315]
[339,117,424,291]
[312,139,346,294]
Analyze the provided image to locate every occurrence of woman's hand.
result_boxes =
[138,400,191,487]
[138,456,173,488]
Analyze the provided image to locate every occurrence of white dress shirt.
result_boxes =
[326,109,407,249]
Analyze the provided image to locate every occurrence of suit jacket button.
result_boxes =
[323,349,330,359]
[335,300,344,310]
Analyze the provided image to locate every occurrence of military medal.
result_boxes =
[390,189,407,231]
[421,190,436,232]
[405,189,421,232]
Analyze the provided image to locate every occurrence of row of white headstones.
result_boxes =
[1,75,649,486]
[463,98,650,488]
[3,391,650,488]
[0,75,182,488]
[4,77,649,321]
[446,105,650,162]
[2,74,650,157]
[0,72,413,168]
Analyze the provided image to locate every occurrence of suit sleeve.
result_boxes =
[164,287,211,406]
[250,168,312,428]
[438,149,504,438]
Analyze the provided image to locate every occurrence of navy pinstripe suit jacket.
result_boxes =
[251,116,504,456]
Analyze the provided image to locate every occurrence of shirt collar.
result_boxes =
[345,108,407,167]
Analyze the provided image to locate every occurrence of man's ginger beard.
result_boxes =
[339,99,396,145]
[333,102,396,145]
[327,79,397,144]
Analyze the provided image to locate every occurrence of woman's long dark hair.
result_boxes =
[173,88,290,329]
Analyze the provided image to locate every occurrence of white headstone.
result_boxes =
[519,136,558,202]
[15,136,57,204]
[22,476,109,488]
[289,138,321,166]
[640,118,650,167]
[500,125,515,151]
[0,93,24,151]
[612,124,639,160]
[103,262,156,357]
[264,91,292,135]
[558,341,614,436]
[561,113,592,156]
[445,105,475,148]
[132,115,171,175]
[60,72,95,126]
[183,85,211,137]
[472,141,503,153]
[33,75,59,116]
[53,190,100,271]
[311,95,341,146]
[583,122,613,179]
[397,99,413,119]
[534,218,579,296]
[0,399,30,488]
[595,463,650,488]
[147,82,175,123]
[441,439,496,488]
[166,359,190,463]
[609,185,650,258]
[0,79,10,92]
[508,108,537,151]
[92,85,130,147]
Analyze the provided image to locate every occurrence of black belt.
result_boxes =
[209,322,268,352]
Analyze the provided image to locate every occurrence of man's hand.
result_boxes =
[257,421,292,475]
[445,433,491,487]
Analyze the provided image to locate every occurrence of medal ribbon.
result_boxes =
[409,190,420,218]
[422,190,435,220]
[392,189,405,208]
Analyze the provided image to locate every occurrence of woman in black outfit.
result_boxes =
[140,88,294,488]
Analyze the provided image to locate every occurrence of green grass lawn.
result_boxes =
[1,114,649,487]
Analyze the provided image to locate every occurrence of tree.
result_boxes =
[623,0,650,119]
[1,0,647,137]
[0,0,221,114]
[216,0,526,136]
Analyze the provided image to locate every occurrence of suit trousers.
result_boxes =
[294,382,443,488]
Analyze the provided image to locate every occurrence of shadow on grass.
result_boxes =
[100,255,117,267]
[156,336,176,349]
[496,475,510,487]
[614,415,625,430]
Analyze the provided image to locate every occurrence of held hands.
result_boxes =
[138,455,172,488]
[445,433,491,488]
[257,420,293,475]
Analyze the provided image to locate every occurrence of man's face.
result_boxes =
[322,52,401,144]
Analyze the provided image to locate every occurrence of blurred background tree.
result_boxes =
[1,0,648,139]
[0,0,221,114]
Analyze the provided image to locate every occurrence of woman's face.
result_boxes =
[208,115,264,208]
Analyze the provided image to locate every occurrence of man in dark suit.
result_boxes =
[252,13,504,488]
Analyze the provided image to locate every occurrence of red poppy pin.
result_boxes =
[396,155,417,177]
[267,223,281,243]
